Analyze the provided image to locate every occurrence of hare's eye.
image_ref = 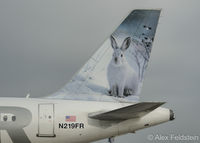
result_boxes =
[121,54,123,57]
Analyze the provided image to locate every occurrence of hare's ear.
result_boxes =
[121,37,131,51]
[110,35,118,49]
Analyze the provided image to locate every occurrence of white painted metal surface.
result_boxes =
[0,98,172,143]
[38,103,54,137]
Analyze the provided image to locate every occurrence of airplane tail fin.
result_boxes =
[48,10,161,102]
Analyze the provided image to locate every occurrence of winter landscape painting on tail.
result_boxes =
[48,10,161,102]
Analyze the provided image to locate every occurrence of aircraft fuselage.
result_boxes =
[0,98,172,143]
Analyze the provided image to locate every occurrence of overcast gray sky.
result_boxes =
[0,0,199,143]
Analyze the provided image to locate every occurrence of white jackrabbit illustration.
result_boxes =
[107,36,139,97]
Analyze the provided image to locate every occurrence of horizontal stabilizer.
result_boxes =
[89,102,165,120]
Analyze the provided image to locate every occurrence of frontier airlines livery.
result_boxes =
[0,9,174,143]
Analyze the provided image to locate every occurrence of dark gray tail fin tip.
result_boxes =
[131,9,161,13]
[130,9,161,18]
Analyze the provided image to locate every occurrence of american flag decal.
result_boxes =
[65,116,76,122]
